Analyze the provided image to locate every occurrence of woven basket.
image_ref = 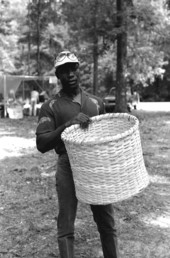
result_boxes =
[61,113,149,205]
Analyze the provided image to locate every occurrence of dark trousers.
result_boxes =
[56,154,119,258]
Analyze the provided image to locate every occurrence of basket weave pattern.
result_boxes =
[61,113,149,205]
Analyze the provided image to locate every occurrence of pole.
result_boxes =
[23,80,25,100]
[3,74,7,117]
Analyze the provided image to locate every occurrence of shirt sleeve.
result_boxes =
[89,94,105,115]
[36,102,56,135]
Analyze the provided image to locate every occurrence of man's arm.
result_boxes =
[36,102,65,153]
[36,123,66,153]
[36,108,91,153]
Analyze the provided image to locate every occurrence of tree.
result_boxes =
[60,0,117,95]
[1,0,170,105]
[115,0,128,112]
[126,0,170,87]
[113,0,170,109]
[19,0,61,75]
[0,0,25,74]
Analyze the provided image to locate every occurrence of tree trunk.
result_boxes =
[92,0,99,96]
[27,0,31,75]
[36,0,41,75]
[93,36,99,95]
[115,0,127,112]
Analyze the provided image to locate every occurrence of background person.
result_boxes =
[36,50,119,258]
[30,88,39,116]
[7,89,16,104]
[132,91,140,110]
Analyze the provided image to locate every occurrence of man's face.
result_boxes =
[57,63,80,96]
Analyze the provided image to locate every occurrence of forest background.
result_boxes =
[1,0,170,104]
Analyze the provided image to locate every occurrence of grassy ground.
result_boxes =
[0,111,170,258]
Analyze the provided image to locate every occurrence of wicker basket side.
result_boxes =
[61,113,149,204]
[64,128,149,204]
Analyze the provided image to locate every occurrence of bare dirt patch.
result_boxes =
[0,111,170,258]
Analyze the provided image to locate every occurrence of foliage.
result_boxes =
[0,0,24,74]
[61,0,116,49]
[126,0,170,86]
[60,0,117,94]
[19,0,62,75]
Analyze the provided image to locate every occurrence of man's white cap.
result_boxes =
[54,51,79,69]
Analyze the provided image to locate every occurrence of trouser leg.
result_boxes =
[91,204,119,258]
[56,154,78,258]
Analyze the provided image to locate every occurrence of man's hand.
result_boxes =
[65,113,91,129]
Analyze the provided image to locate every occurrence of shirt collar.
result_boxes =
[57,88,90,107]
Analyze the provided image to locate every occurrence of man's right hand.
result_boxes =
[65,113,91,129]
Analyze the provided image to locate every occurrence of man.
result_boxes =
[36,50,119,258]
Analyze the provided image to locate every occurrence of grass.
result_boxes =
[0,111,170,258]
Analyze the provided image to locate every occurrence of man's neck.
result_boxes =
[61,87,81,98]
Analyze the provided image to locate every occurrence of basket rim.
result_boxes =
[61,113,139,146]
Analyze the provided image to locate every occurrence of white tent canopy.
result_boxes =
[0,75,58,98]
